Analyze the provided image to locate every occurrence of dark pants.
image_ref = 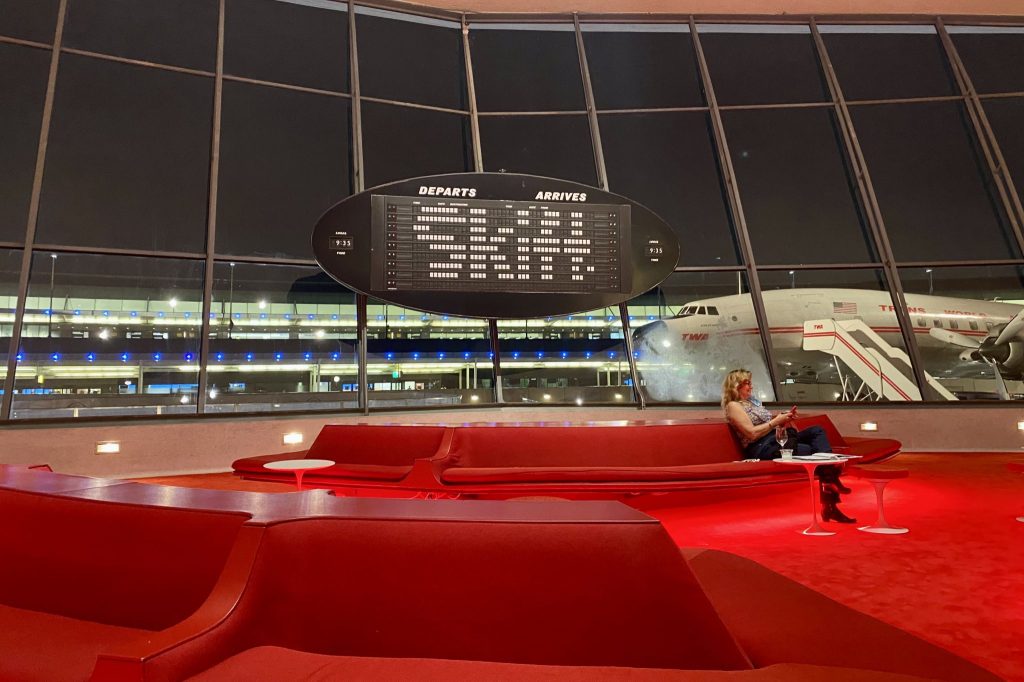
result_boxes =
[746,425,843,496]
[745,425,832,460]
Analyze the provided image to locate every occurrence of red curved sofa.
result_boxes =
[0,465,998,681]
[0,466,251,682]
[233,415,901,495]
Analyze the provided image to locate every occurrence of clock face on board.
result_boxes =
[312,172,680,319]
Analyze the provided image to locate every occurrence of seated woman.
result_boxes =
[721,369,855,524]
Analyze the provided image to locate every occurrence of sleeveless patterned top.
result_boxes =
[728,398,772,448]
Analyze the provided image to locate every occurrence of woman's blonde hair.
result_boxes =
[721,369,752,410]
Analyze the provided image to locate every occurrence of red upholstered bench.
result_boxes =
[433,416,900,495]
[98,496,997,682]
[0,468,251,682]
[101,502,756,679]
[233,417,902,496]
[232,424,450,485]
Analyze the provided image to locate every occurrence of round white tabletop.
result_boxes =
[264,459,336,471]
[264,459,335,490]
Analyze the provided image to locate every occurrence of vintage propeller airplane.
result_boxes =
[632,288,1024,401]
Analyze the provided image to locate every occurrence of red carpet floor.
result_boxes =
[138,451,1024,681]
[629,452,1024,682]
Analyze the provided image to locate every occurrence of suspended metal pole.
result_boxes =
[810,18,932,398]
[689,18,783,396]
[574,13,644,407]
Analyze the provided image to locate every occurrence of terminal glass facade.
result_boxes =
[1,2,1023,420]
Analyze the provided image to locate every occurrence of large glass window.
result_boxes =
[480,115,596,185]
[361,102,472,188]
[852,101,1019,262]
[11,253,204,419]
[216,81,352,259]
[497,309,630,405]
[63,0,219,72]
[0,44,49,244]
[898,265,1024,400]
[983,97,1024,199]
[469,23,584,112]
[698,24,829,106]
[600,111,739,265]
[0,249,20,381]
[629,271,772,403]
[224,0,349,92]
[758,268,918,403]
[0,0,60,43]
[37,55,213,253]
[820,25,956,101]
[207,263,357,413]
[356,8,466,110]
[582,24,703,110]
[366,302,494,408]
[724,107,876,265]
[949,26,1024,95]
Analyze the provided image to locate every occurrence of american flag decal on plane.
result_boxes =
[833,301,858,315]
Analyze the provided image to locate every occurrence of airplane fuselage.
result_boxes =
[658,288,1021,351]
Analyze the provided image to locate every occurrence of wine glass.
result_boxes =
[775,425,788,451]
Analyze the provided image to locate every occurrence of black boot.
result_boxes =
[822,503,857,524]
[820,483,856,524]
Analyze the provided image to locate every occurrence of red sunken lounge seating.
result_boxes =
[236,424,450,482]
[233,415,901,495]
[0,465,999,681]
[0,466,251,682]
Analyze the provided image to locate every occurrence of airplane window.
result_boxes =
[915,318,925,327]
[706,306,719,315]
[697,306,706,314]
[949,320,959,329]
[933,319,943,327]
[969,320,979,331]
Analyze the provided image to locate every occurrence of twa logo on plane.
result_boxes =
[681,333,709,341]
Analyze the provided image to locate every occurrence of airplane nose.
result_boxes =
[632,320,668,352]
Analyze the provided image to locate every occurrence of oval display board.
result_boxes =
[312,172,680,319]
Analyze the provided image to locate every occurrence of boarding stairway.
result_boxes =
[802,319,957,401]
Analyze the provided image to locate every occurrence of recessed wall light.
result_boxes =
[860,422,879,432]
[95,441,120,455]
[282,432,304,445]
